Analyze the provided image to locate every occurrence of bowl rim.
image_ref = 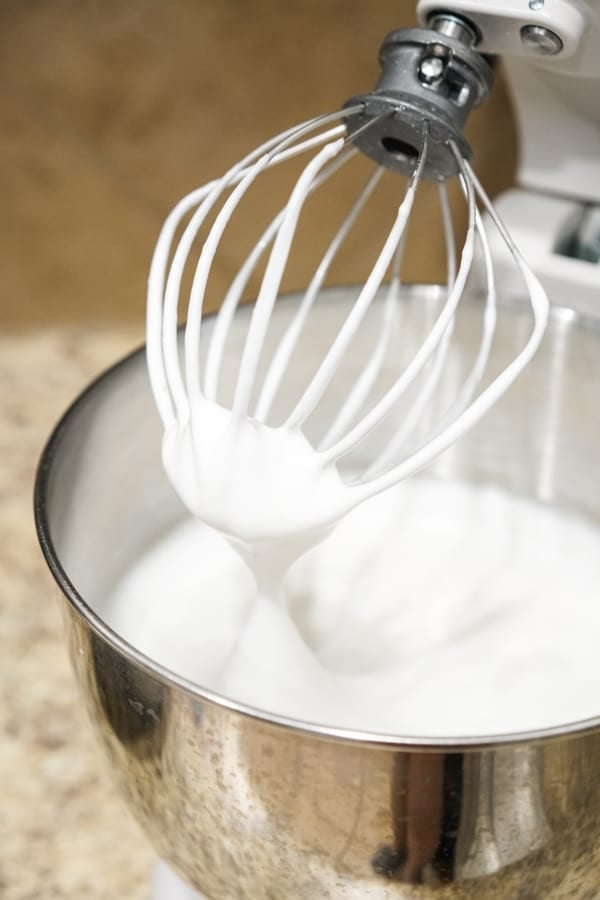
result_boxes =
[33,286,600,752]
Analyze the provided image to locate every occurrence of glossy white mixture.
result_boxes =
[106,477,600,736]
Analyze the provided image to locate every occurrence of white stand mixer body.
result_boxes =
[418,0,600,312]
[418,0,600,202]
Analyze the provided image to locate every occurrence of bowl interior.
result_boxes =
[38,285,600,739]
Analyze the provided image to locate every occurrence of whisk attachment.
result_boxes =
[344,17,494,180]
[146,22,548,542]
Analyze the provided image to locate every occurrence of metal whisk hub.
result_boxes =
[344,22,494,180]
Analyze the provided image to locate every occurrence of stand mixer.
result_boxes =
[436,0,600,314]
[34,1,600,899]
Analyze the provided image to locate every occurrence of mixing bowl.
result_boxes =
[35,286,600,898]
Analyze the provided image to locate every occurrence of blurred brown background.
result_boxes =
[3,0,516,331]
[1,2,516,897]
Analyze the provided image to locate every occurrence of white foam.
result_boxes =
[106,477,600,737]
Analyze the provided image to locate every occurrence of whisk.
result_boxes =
[146,15,549,543]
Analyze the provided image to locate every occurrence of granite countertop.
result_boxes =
[0,325,154,900]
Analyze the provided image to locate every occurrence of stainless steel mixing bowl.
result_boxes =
[35,286,600,898]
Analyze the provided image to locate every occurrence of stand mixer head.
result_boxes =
[419,0,600,314]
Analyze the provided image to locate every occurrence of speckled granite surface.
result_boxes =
[0,326,154,900]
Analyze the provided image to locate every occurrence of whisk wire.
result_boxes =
[285,127,430,433]
[319,275,400,450]
[186,119,359,418]
[254,165,384,423]
[439,181,457,290]
[163,125,341,424]
[350,143,548,506]
[203,148,358,403]
[231,138,346,421]
[148,109,361,428]
[363,181,460,477]
[316,222,409,450]
[464,158,549,336]
[229,110,394,422]
[185,153,276,416]
[321,132,475,467]
[439,202,498,423]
